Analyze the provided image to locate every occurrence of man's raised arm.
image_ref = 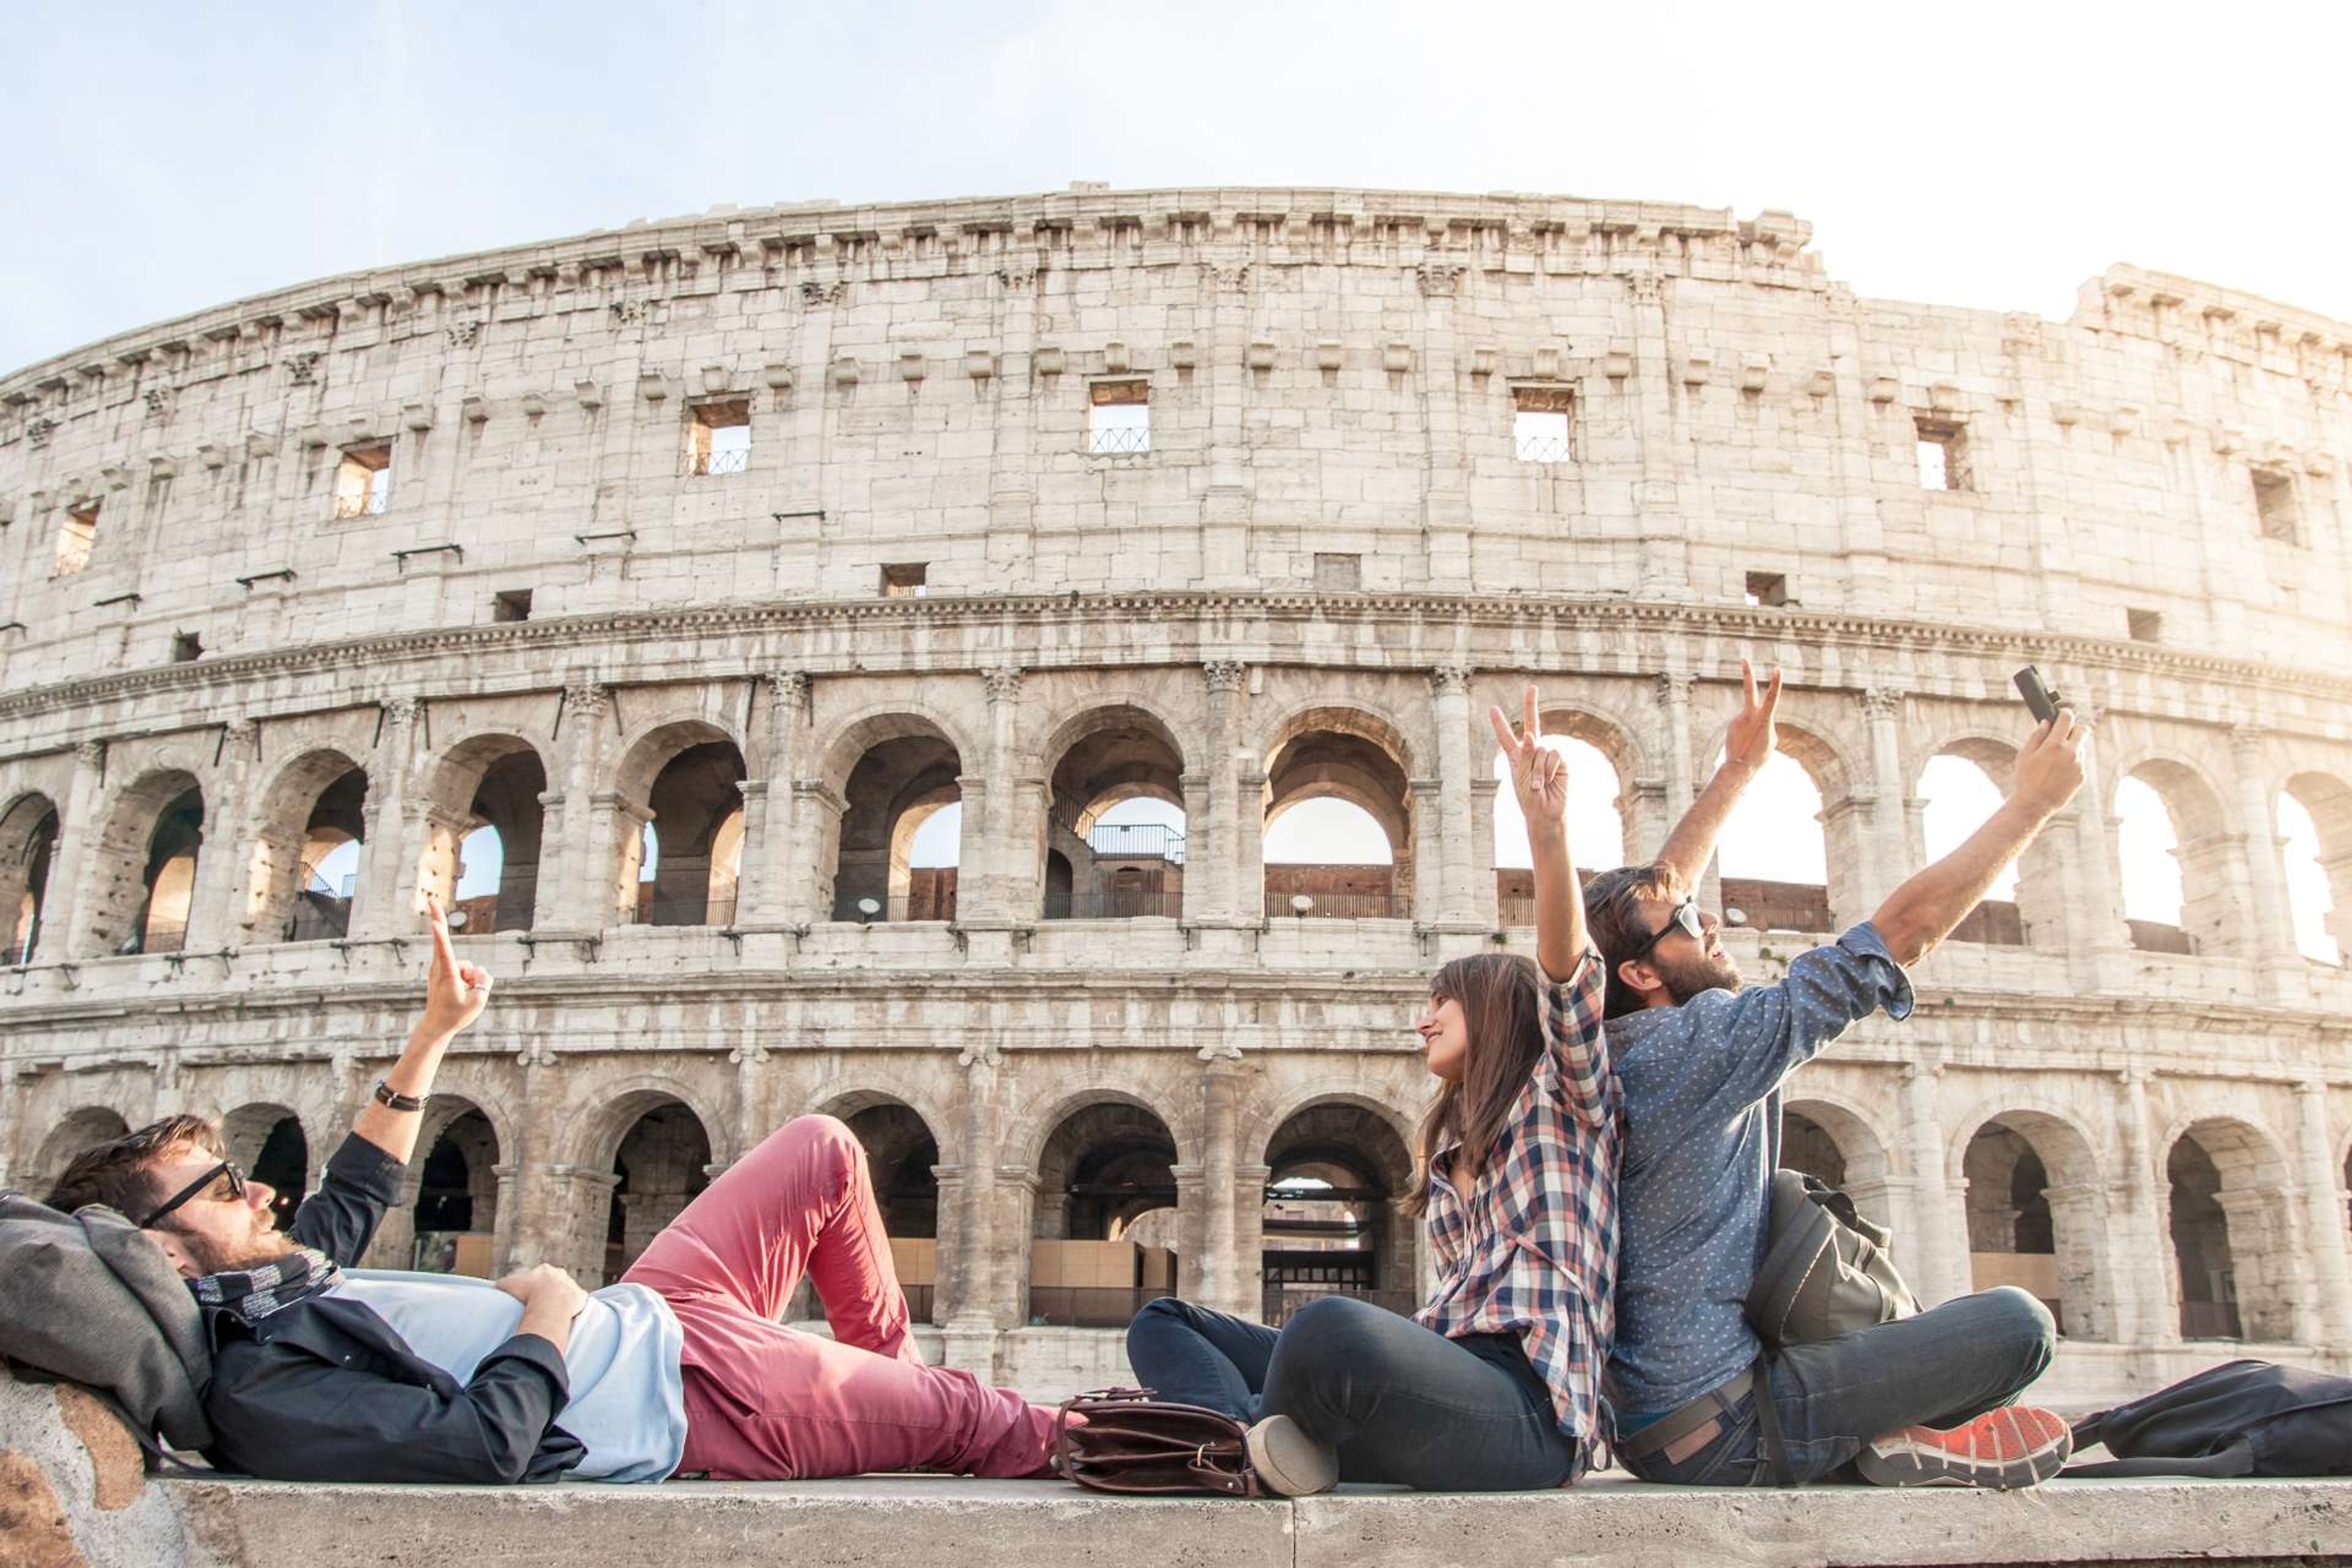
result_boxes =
[1870,712,2089,967]
[354,894,493,1164]
[1654,660,1782,886]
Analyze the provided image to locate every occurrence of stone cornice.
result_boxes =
[1,590,2348,745]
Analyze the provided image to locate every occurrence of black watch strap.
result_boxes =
[373,1080,426,1114]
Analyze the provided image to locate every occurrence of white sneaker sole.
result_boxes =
[1243,1414,1338,1496]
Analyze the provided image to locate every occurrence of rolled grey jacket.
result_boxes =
[0,1185,214,1450]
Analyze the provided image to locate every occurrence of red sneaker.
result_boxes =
[1854,1405,2073,1490]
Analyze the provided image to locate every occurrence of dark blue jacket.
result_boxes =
[198,1134,585,1483]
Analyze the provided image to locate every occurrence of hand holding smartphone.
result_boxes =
[2013,666,2065,725]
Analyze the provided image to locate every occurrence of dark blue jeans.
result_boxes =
[1624,1286,2058,1485]
[1126,1295,1581,1490]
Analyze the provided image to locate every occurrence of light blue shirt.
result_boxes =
[333,1269,688,1482]
[1607,922,1913,1422]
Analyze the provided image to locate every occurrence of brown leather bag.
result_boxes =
[1052,1387,1265,1498]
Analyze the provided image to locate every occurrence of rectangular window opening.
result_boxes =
[493,589,533,623]
[686,399,752,476]
[333,443,393,519]
[2253,468,2302,543]
[1513,385,1574,464]
[170,631,202,663]
[1088,379,1150,454]
[880,562,929,598]
[1313,552,1362,591]
[2127,607,2163,643]
[1744,571,1789,608]
[56,500,99,576]
[1915,421,1967,491]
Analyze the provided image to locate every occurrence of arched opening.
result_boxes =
[606,1100,712,1283]
[1,794,60,964]
[245,752,370,944]
[1493,733,1624,925]
[2117,775,2190,953]
[2168,1118,2296,1341]
[1778,1098,1898,1231]
[1263,713,1412,921]
[1782,1110,1849,1188]
[2118,762,2236,956]
[1031,1101,1178,1326]
[1961,1112,2111,1340]
[1716,751,1831,934]
[1042,709,1188,920]
[1261,1102,1417,1325]
[2282,774,2350,965]
[412,1106,500,1276]
[138,789,205,955]
[422,737,548,935]
[221,1104,309,1231]
[809,1101,941,1323]
[31,1107,130,1199]
[832,728,963,922]
[617,728,748,927]
[1920,753,2023,944]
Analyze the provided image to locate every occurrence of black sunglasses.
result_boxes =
[139,1159,247,1229]
[1628,897,1706,961]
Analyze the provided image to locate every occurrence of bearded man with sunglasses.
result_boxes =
[43,897,1063,1485]
[1584,663,2091,1492]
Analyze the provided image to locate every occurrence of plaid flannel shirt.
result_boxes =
[1414,948,1619,1468]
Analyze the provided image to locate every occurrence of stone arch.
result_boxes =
[804,1076,960,1167]
[609,719,748,927]
[1027,1095,1183,1327]
[418,733,549,933]
[2114,752,2239,956]
[2281,770,2352,964]
[1778,1095,1898,1227]
[2163,1115,2298,1342]
[1261,704,1416,921]
[821,711,965,922]
[0,790,62,963]
[401,1099,503,1276]
[1705,717,1849,935]
[1950,1104,2115,1340]
[78,767,205,957]
[1259,1095,1421,1317]
[584,1085,720,1283]
[1491,708,1636,921]
[29,1107,130,1197]
[220,1101,311,1231]
[1914,741,2027,944]
[1042,704,1191,920]
[241,747,370,945]
[1011,1085,1196,1178]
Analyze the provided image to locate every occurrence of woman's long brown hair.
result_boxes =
[1401,951,1548,1216]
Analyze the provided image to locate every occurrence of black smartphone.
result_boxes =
[2013,666,2064,725]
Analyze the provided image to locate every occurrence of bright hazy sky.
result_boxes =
[5,2,2350,372]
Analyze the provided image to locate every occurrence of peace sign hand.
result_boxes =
[1489,684,1570,827]
[419,893,493,1038]
[1724,658,1783,775]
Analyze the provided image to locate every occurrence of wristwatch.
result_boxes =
[373,1080,426,1114]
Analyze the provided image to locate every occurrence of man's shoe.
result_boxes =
[1243,1414,1338,1496]
[1855,1405,2073,1490]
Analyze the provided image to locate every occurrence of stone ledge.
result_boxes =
[140,1473,2352,1568]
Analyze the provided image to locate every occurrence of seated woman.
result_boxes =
[1127,685,1618,1494]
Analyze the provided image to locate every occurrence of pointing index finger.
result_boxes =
[425,892,459,974]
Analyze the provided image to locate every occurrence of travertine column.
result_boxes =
[738,673,807,925]
[1196,662,1247,924]
[1626,271,1690,598]
[186,719,258,948]
[1415,264,1471,587]
[2117,1070,2180,1345]
[1231,1161,1270,1322]
[2296,1082,2352,1348]
[2228,727,2303,973]
[545,682,612,931]
[1199,1055,1244,1316]
[43,741,108,956]
[2071,720,2136,976]
[1899,1062,1966,1305]
[1469,775,1501,927]
[960,667,1023,922]
[1858,689,1913,909]
[941,1049,1004,1373]
[353,697,419,940]
[1430,666,1478,924]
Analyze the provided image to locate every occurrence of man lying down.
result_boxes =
[43,898,1063,1485]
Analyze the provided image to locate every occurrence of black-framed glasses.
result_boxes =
[138,1159,246,1229]
[1629,897,1706,960]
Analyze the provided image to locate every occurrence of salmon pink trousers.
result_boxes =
[622,1114,1058,1480]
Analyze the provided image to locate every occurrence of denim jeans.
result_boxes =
[1623,1286,2058,1486]
[1126,1295,1582,1490]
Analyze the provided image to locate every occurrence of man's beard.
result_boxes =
[181,1227,298,1278]
[1653,944,1743,1004]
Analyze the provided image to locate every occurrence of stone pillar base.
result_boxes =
[940,1320,1000,1379]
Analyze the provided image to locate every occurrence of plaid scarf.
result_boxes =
[190,1246,342,1324]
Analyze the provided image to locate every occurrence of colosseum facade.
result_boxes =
[2,186,2348,1407]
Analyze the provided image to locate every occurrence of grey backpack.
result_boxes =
[0,1189,213,1452]
[1744,1169,1919,1349]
